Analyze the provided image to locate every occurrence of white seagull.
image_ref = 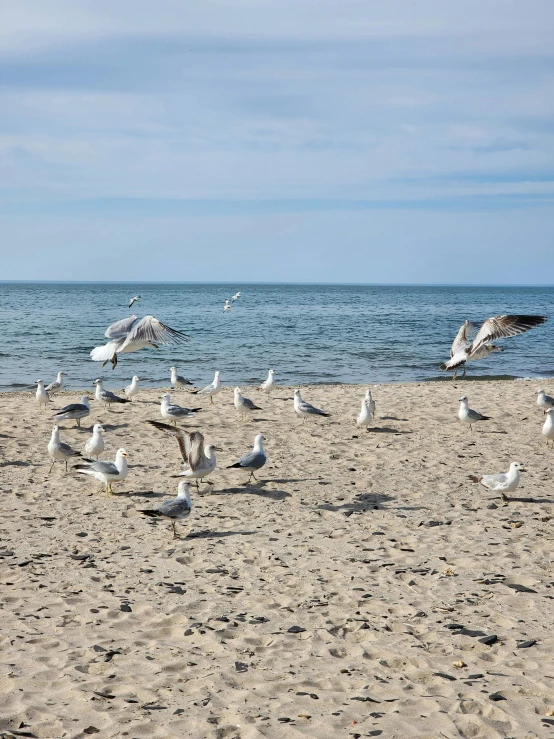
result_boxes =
[53,395,91,427]
[226,434,267,484]
[356,398,373,430]
[160,393,200,426]
[542,408,554,446]
[232,291,242,302]
[293,389,330,422]
[147,420,217,487]
[470,462,523,501]
[537,390,554,411]
[364,389,376,416]
[48,425,81,473]
[169,366,193,389]
[46,371,66,393]
[124,375,140,400]
[75,448,128,496]
[36,379,51,410]
[129,295,141,308]
[192,371,222,404]
[458,396,490,431]
[440,315,546,379]
[93,379,130,408]
[91,315,189,369]
[260,369,276,396]
[223,299,231,313]
[84,423,104,459]
[139,481,192,538]
[234,387,262,420]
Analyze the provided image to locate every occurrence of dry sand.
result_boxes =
[1,379,553,739]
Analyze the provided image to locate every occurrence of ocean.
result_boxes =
[0,283,552,391]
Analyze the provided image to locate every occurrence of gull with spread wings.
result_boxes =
[147,420,218,488]
[440,315,546,380]
[90,315,189,369]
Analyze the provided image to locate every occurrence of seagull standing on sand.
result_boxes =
[537,390,554,411]
[458,396,490,431]
[47,425,81,473]
[129,295,141,308]
[84,423,104,459]
[160,393,200,426]
[46,371,66,393]
[193,371,221,404]
[125,375,140,400]
[169,366,193,389]
[147,420,217,487]
[53,395,91,427]
[234,387,262,420]
[356,398,373,430]
[36,380,51,409]
[227,434,267,483]
[293,389,330,422]
[364,389,376,416]
[91,315,189,369]
[139,481,192,538]
[260,369,276,396]
[440,315,546,379]
[74,449,128,496]
[470,462,523,501]
[93,379,130,409]
[542,408,554,446]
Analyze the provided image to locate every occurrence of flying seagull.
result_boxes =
[440,314,546,379]
[90,315,189,369]
[129,295,141,308]
[147,420,217,487]
[139,481,192,538]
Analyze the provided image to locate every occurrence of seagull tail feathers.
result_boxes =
[90,341,119,362]
[138,510,161,518]
[468,475,481,483]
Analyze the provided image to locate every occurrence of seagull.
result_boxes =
[124,375,140,400]
[93,379,130,408]
[223,299,231,313]
[234,387,262,420]
[48,425,81,473]
[46,371,66,393]
[160,393,200,426]
[542,408,554,446]
[91,315,189,369]
[53,395,91,427]
[232,292,242,302]
[84,423,104,459]
[192,371,222,404]
[440,315,546,379]
[139,481,192,538]
[169,366,193,389]
[356,398,373,430]
[74,448,128,496]
[260,369,276,396]
[36,379,51,410]
[227,434,267,483]
[364,389,376,416]
[458,396,490,431]
[129,295,141,308]
[470,462,523,501]
[147,420,217,487]
[537,390,554,411]
[293,389,330,422]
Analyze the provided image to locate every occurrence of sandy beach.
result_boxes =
[1,379,553,739]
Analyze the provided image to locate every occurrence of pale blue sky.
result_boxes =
[1,0,554,283]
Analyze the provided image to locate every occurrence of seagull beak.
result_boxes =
[215,447,223,452]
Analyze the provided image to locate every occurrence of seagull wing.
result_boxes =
[188,432,207,471]
[470,315,546,356]
[121,315,189,349]
[146,420,193,463]
[105,315,139,339]
[450,320,481,357]
[243,396,262,410]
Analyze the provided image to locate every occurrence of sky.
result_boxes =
[1,0,554,283]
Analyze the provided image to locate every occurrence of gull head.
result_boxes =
[214,371,220,377]
[52,424,60,433]
[93,424,104,433]
[93,379,102,386]
[161,393,171,401]
[60,371,67,376]
[36,379,43,384]
[537,389,545,395]
[177,480,191,497]
[132,375,139,381]
[169,366,176,372]
[546,408,554,416]
[234,387,241,395]
[207,444,217,454]
[459,396,468,402]
[510,462,524,472]
[294,388,301,397]
[117,448,127,458]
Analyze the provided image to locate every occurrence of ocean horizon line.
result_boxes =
[2,280,554,288]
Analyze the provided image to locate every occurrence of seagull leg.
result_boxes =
[252,471,258,482]
[462,367,467,379]
[76,419,81,428]
[111,353,118,369]
[65,459,68,472]
[210,396,214,405]
[48,460,55,474]
[172,520,177,538]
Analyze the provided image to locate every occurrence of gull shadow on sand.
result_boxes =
[187,529,256,540]
[0,460,36,468]
[123,490,168,499]
[366,427,410,435]
[379,416,408,422]
[503,495,554,504]
[215,483,291,500]
[317,492,394,513]
[100,423,130,432]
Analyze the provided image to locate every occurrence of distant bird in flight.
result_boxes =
[232,291,242,302]
[90,315,189,369]
[129,295,141,308]
[223,299,231,313]
[440,315,546,379]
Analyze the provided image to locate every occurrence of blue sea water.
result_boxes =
[0,283,552,391]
